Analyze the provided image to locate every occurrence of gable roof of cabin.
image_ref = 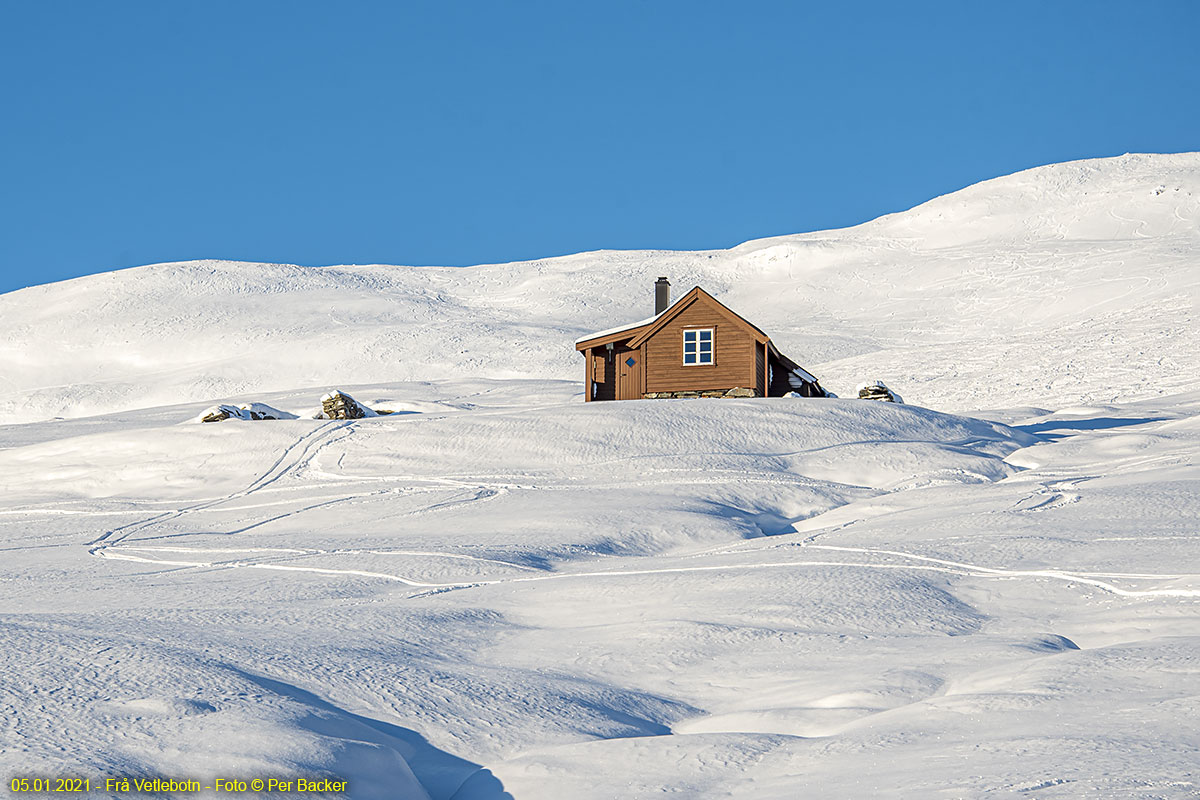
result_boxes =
[573,285,819,385]
[574,286,770,351]
[627,287,768,348]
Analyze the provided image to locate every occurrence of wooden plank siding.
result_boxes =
[576,286,814,401]
[642,299,757,394]
[592,350,607,384]
[584,347,593,401]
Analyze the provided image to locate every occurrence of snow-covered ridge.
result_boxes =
[1,152,1198,422]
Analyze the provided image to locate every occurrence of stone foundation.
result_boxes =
[643,387,758,399]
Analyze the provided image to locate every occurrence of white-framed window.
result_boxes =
[683,328,713,365]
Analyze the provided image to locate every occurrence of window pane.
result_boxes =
[699,352,712,363]
[684,342,696,354]
[698,330,712,342]
[684,353,696,364]
[684,331,696,343]
[699,341,712,352]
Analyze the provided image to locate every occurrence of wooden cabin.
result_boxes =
[575,278,827,402]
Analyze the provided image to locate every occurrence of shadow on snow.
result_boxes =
[1016,416,1168,441]
[226,667,512,800]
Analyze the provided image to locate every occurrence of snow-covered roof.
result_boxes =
[789,367,818,385]
[574,312,662,345]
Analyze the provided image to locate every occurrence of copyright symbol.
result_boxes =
[251,779,264,791]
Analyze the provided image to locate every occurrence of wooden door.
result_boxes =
[616,347,645,400]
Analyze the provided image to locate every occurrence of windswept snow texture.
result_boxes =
[2,153,1200,798]
[1,153,1198,423]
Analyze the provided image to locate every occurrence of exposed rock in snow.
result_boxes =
[318,390,379,420]
[197,402,296,423]
[857,380,904,403]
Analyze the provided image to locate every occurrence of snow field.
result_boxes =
[2,152,1200,797]
[2,381,1200,797]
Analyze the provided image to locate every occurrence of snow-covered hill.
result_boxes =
[2,152,1197,422]
[3,380,1199,798]
[3,154,1200,799]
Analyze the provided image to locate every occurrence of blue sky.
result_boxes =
[2,1,1197,294]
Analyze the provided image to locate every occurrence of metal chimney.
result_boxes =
[654,277,671,315]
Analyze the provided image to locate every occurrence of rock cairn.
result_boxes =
[320,390,376,420]
[856,381,901,403]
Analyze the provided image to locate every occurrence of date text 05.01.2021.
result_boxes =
[10,778,91,793]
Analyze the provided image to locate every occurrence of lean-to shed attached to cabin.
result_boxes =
[575,278,827,402]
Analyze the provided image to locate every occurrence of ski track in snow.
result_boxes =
[83,414,1200,602]
[87,420,355,554]
[97,536,1200,600]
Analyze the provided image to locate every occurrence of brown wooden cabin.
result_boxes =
[575,278,827,402]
